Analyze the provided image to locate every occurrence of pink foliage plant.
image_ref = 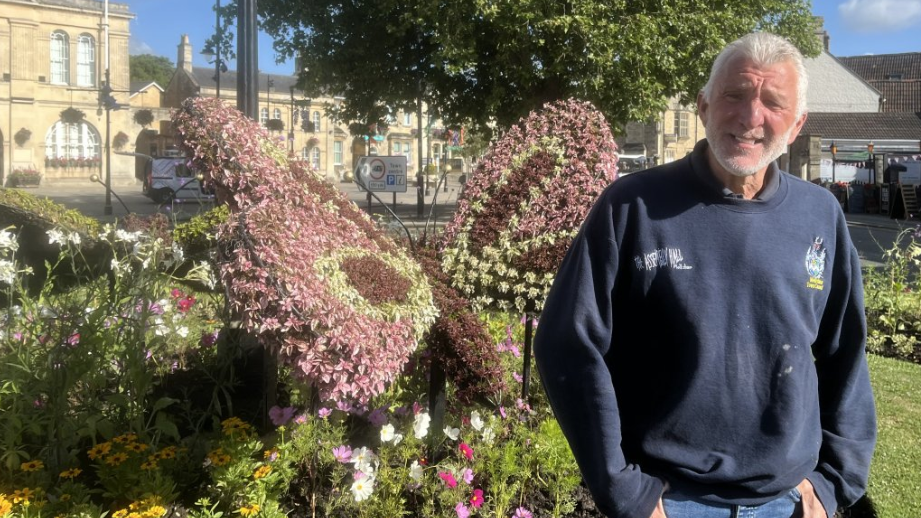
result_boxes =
[440,99,618,313]
[173,97,437,404]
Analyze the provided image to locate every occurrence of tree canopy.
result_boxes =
[129,54,176,88]
[250,1,820,135]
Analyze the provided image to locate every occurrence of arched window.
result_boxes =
[260,107,269,125]
[301,147,310,161]
[273,108,282,120]
[311,147,321,169]
[76,34,96,87]
[313,111,321,132]
[50,31,70,85]
[45,121,100,161]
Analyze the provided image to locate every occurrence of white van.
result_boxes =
[142,157,215,204]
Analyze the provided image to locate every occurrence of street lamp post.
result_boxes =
[867,142,875,184]
[289,86,296,154]
[830,141,838,184]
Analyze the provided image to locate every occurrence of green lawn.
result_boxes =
[867,354,921,517]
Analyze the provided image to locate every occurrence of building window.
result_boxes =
[674,111,689,139]
[885,73,903,80]
[260,107,269,125]
[76,34,95,87]
[404,112,412,126]
[45,121,100,161]
[51,31,70,85]
[311,147,321,169]
[273,108,282,120]
[394,142,401,154]
[404,143,412,164]
[301,147,310,161]
[333,141,343,165]
[313,111,321,132]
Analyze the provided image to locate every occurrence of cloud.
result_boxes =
[129,36,156,56]
[839,0,921,33]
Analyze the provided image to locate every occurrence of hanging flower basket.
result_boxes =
[14,128,32,147]
[6,166,42,187]
[113,131,130,150]
[60,107,86,125]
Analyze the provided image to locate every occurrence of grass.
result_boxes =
[867,353,921,517]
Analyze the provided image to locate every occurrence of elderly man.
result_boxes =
[534,32,876,518]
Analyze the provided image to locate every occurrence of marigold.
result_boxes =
[59,468,82,479]
[206,448,231,467]
[0,494,11,516]
[112,509,128,518]
[141,460,159,470]
[253,464,272,479]
[125,442,149,453]
[112,433,138,444]
[87,442,112,460]
[105,452,129,466]
[144,505,167,517]
[238,504,260,517]
[20,460,44,472]
[157,446,178,459]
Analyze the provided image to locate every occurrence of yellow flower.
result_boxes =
[157,446,178,459]
[221,416,252,436]
[0,494,12,516]
[238,504,260,517]
[263,448,279,460]
[141,460,159,470]
[125,442,149,453]
[59,468,82,479]
[88,442,112,460]
[112,433,139,444]
[105,452,129,466]
[112,510,128,518]
[11,488,34,504]
[59,494,72,502]
[253,464,272,479]
[144,505,167,518]
[21,460,44,473]
[206,448,232,467]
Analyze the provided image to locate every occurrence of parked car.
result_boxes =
[143,157,215,204]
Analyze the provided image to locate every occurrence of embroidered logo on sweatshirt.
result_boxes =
[805,237,827,290]
[633,247,693,271]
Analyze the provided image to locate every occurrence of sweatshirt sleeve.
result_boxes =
[534,195,664,518]
[806,225,877,517]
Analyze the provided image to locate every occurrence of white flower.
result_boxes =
[481,426,496,445]
[351,447,374,471]
[409,460,423,481]
[380,424,396,443]
[470,411,484,431]
[47,229,65,245]
[158,299,171,312]
[176,326,189,338]
[115,229,142,242]
[171,242,185,264]
[0,230,18,252]
[443,426,460,441]
[392,433,403,445]
[0,259,16,284]
[351,475,375,502]
[110,258,128,277]
[413,412,431,439]
[68,232,81,246]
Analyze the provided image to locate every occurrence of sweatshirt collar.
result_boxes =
[689,139,780,202]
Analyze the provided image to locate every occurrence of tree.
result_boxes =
[252,0,819,135]
[129,54,176,87]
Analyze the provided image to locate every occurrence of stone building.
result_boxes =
[0,0,136,186]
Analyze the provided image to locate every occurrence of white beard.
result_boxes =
[706,124,796,177]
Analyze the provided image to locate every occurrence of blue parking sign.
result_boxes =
[387,175,395,185]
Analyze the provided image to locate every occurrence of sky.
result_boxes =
[123,0,921,78]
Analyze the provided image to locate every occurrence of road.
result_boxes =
[5,181,913,270]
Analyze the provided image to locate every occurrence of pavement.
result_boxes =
[11,175,463,232]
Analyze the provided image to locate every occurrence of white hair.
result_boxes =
[701,32,809,118]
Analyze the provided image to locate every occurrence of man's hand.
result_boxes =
[794,479,828,518]
[648,498,667,518]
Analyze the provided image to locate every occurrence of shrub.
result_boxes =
[440,98,619,314]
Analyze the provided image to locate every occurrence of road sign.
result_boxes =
[354,155,408,193]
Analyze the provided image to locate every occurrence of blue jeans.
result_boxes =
[662,488,802,518]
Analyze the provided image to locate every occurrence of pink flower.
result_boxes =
[170,288,183,298]
[513,372,523,383]
[513,508,533,518]
[65,333,80,347]
[499,406,507,419]
[294,413,308,424]
[317,407,332,419]
[470,488,484,508]
[332,445,352,463]
[462,468,474,484]
[269,405,295,426]
[455,502,470,518]
[439,471,458,488]
[412,402,424,414]
[459,443,474,460]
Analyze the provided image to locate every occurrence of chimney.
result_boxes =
[813,16,830,53]
[177,34,193,72]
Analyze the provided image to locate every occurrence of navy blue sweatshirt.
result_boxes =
[534,140,876,518]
